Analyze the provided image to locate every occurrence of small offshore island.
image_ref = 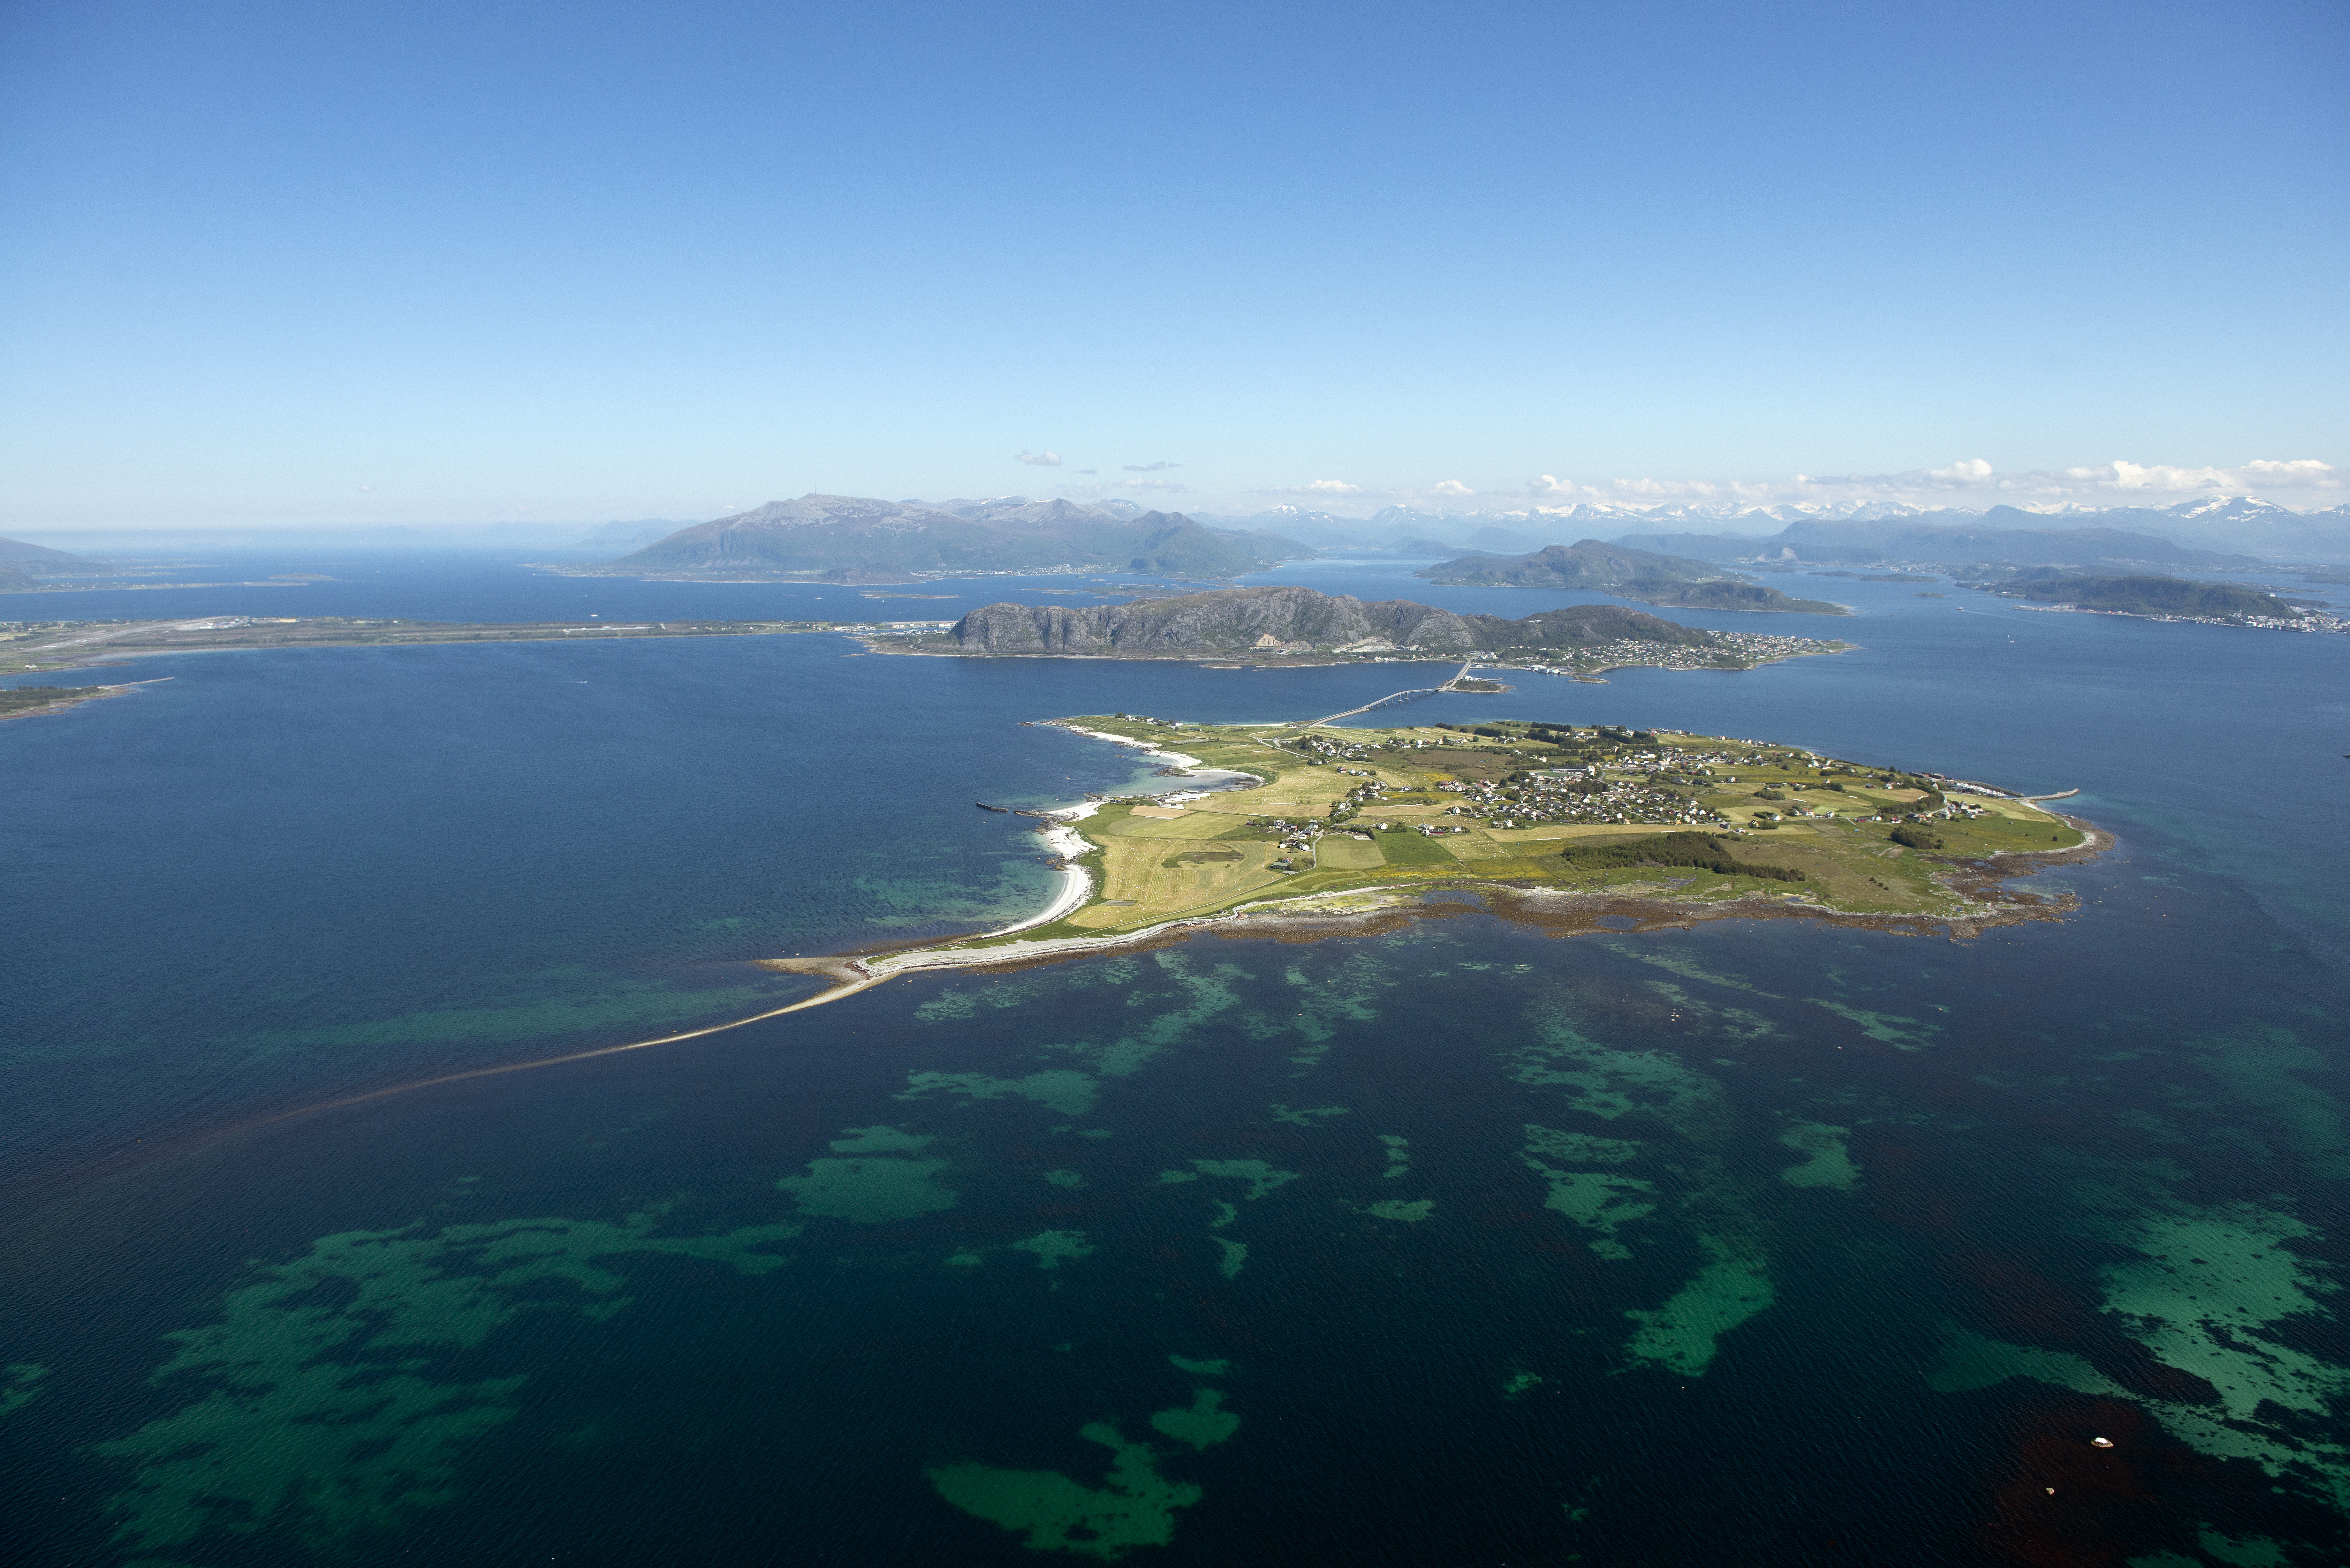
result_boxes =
[879,584,1848,676]
[774,712,2096,1006]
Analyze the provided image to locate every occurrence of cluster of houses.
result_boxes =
[1479,628,1838,678]
[1431,760,1732,832]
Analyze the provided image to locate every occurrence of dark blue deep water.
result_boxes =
[4,553,2347,1565]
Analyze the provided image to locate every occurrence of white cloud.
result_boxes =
[1528,474,1601,501]
[1220,456,2337,520]
[2074,457,2342,494]
[1014,450,1062,467]
[1925,458,1994,482]
[2100,460,2222,491]
[1057,479,1189,499]
[1607,476,1731,499]
[1509,456,2345,511]
[2244,458,2338,482]
[1123,461,1180,472]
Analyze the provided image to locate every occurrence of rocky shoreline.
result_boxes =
[756,813,2105,1012]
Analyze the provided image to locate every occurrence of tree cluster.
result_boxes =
[1557,832,1805,882]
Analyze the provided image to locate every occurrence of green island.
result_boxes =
[1,615,924,721]
[1413,539,1849,614]
[771,712,2097,1006]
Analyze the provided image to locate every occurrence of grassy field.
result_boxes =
[991,713,2090,943]
[1316,837,1385,869]
[1058,797,1287,929]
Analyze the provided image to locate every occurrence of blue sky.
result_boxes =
[3,0,2344,527]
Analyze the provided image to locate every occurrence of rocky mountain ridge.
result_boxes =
[946,585,1722,656]
[612,495,1314,577]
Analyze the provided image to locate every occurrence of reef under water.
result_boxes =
[7,890,2350,1566]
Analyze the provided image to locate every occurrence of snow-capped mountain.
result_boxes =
[2158,496,2304,524]
[1256,492,2349,563]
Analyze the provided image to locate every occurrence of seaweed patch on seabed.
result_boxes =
[901,1067,1101,1118]
[899,952,1248,1123]
[1508,999,1724,1126]
[1641,978,1778,1043]
[2192,1027,2350,1180]
[912,960,1146,1023]
[1241,952,1385,1074]
[1508,998,1778,1373]
[1930,1202,2350,1512]
[775,1125,958,1222]
[1,1361,47,1418]
[1179,1159,1300,1202]
[1269,1103,1350,1126]
[1522,1125,1654,1260]
[1596,938,1778,997]
[1622,1235,1776,1378]
[1014,1230,1096,1270]
[929,1388,1242,1559]
[1777,1123,1860,1191]
[90,1209,799,1559]
[1806,998,1940,1051]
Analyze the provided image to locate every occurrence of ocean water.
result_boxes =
[3,555,2347,1564]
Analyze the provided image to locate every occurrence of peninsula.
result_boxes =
[1,614,876,677]
[769,712,2096,1005]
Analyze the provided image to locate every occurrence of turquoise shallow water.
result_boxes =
[3,554,2346,1564]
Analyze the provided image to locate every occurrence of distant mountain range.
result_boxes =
[608,495,1315,579]
[947,585,1724,657]
[1610,510,2268,572]
[362,491,2350,573]
[1191,496,2350,564]
[1414,541,1847,614]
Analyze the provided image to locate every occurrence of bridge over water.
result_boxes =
[1300,663,1479,727]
